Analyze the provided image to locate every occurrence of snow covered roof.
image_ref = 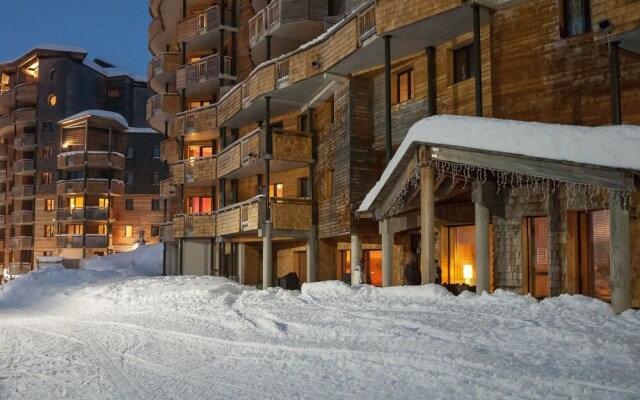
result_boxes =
[359,116,640,212]
[59,110,129,127]
[0,44,86,65]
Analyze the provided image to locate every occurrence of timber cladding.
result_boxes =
[272,202,312,230]
[321,19,358,71]
[217,208,241,235]
[172,163,185,185]
[217,87,243,126]
[592,0,640,36]
[188,157,217,182]
[185,213,216,237]
[375,0,459,35]
[244,202,260,231]
[217,145,241,177]
[272,132,311,162]
[490,0,640,125]
[247,64,276,102]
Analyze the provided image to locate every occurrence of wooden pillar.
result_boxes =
[472,181,494,293]
[306,228,316,283]
[610,194,630,313]
[237,243,245,284]
[350,234,362,285]
[420,149,435,284]
[381,220,393,288]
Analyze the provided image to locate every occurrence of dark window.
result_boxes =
[328,96,335,124]
[563,0,591,37]
[126,172,134,184]
[453,44,476,84]
[298,177,309,198]
[151,199,160,210]
[325,170,334,199]
[152,172,160,185]
[299,113,309,132]
[153,146,160,158]
[125,199,134,210]
[67,171,84,180]
[396,69,414,103]
[151,225,160,237]
[108,88,120,98]
[43,121,53,133]
[126,146,134,158]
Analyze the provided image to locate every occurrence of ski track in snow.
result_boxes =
[0,251,639,399]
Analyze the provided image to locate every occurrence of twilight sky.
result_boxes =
[0,0,151,76]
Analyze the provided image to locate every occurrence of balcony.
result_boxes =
[12,210,34,225]
[146,93,180,132]
[148,52,180,93]
[14,159,35,175]
[159,222,175,242]
[11,236,33,250]
[14,83,37,108]
[248,0,328,64]
[160,138,180,163]
[174,156,217,186]
[0,169,8,182]
[0,143,8,160]
[14,133,36,151]
[0,89,12,114]
[57,179,125,196]
[149,16,177,56]
[216,196,312,236]
[56,207,111,222]
[176,54,236,97]
[174,105,217,137]
[0,214,5,226]
[56,234,109,249]
[176,5,235,53]
[9,262,31,275]
[0,114,12,136]
[13,108,36,127]
[57,151,125,170]
[173,213,216,238]
[160,178,177,199]
[0,191,7,205]
[12,185,34,200]
[217,127,312,179]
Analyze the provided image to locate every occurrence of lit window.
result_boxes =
[441,225,478,286]
[44,199,55,211]
[396,69,414,103]
[453,44,476,84]
[69,197,84,209]
[41,146,52,158]
[107,88,120,98]
[563,0,591,37]
[98,225,108,235]
[125,225,133,238]
[68,224,83,234]
[125,199,134,210]
[188,196,212,213]
[99,198,109,208]
[41,172,52,185]
[269,183,284,198]
[48,94,57,106]
[44,225,55,237]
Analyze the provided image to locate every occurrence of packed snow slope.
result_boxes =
[1,245,639,399]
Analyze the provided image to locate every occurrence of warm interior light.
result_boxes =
[463,264,473,285]
[25,60,40,78]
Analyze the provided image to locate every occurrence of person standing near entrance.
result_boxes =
[352,259,366,285]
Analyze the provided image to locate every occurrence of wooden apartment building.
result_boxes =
[150,0,640,311]
[0,47,165,281]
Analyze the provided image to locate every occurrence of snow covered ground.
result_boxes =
[1,245,639,399]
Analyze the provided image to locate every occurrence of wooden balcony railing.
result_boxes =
[148,16,164,41]
[159,222,175,242]
[146,93,180,120]
[56,234,110,249]
[12,210,34,224]
[0,170,8,181]
[0,215,5,226]
[174,213,216,238]
[0,114,13,135]
[57,179,125,196]
[276,59,290,83]
[0,192,6,205]
[217,127,312,177]
[57,151,125,170]
[56,207,111,221]
[176,54,235,91]
[9,262,31,274]
[11,236,33,250]
[174,105,216,137]
[176,5,234,42]
[11,185,34,199]
[14,133,36,150]
[147,52,180,81]
[160,178,177,199]
[160,138,180,163]
[216,196,263,236]
[271,197,312,231]
[14,159,35,174]
[13,108,36,125]
[249,9,267,46]
[266,0,281,27]
[180,156,217,184]
[0,143,8,159]
[358,5,376,43]
[14,83,38,104]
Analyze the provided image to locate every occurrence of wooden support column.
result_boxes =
[472,181,495,293]
[420,147,435,284]
[384,35,392,163]
[380,219,393,288]
[426,46,436,116]
[472,3,483,117]
[610,194,630,313]
[350,234,362,285]
[237,243,245,284]
[306,229,317,283]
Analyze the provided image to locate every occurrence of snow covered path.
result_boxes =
[1,248,639,399]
